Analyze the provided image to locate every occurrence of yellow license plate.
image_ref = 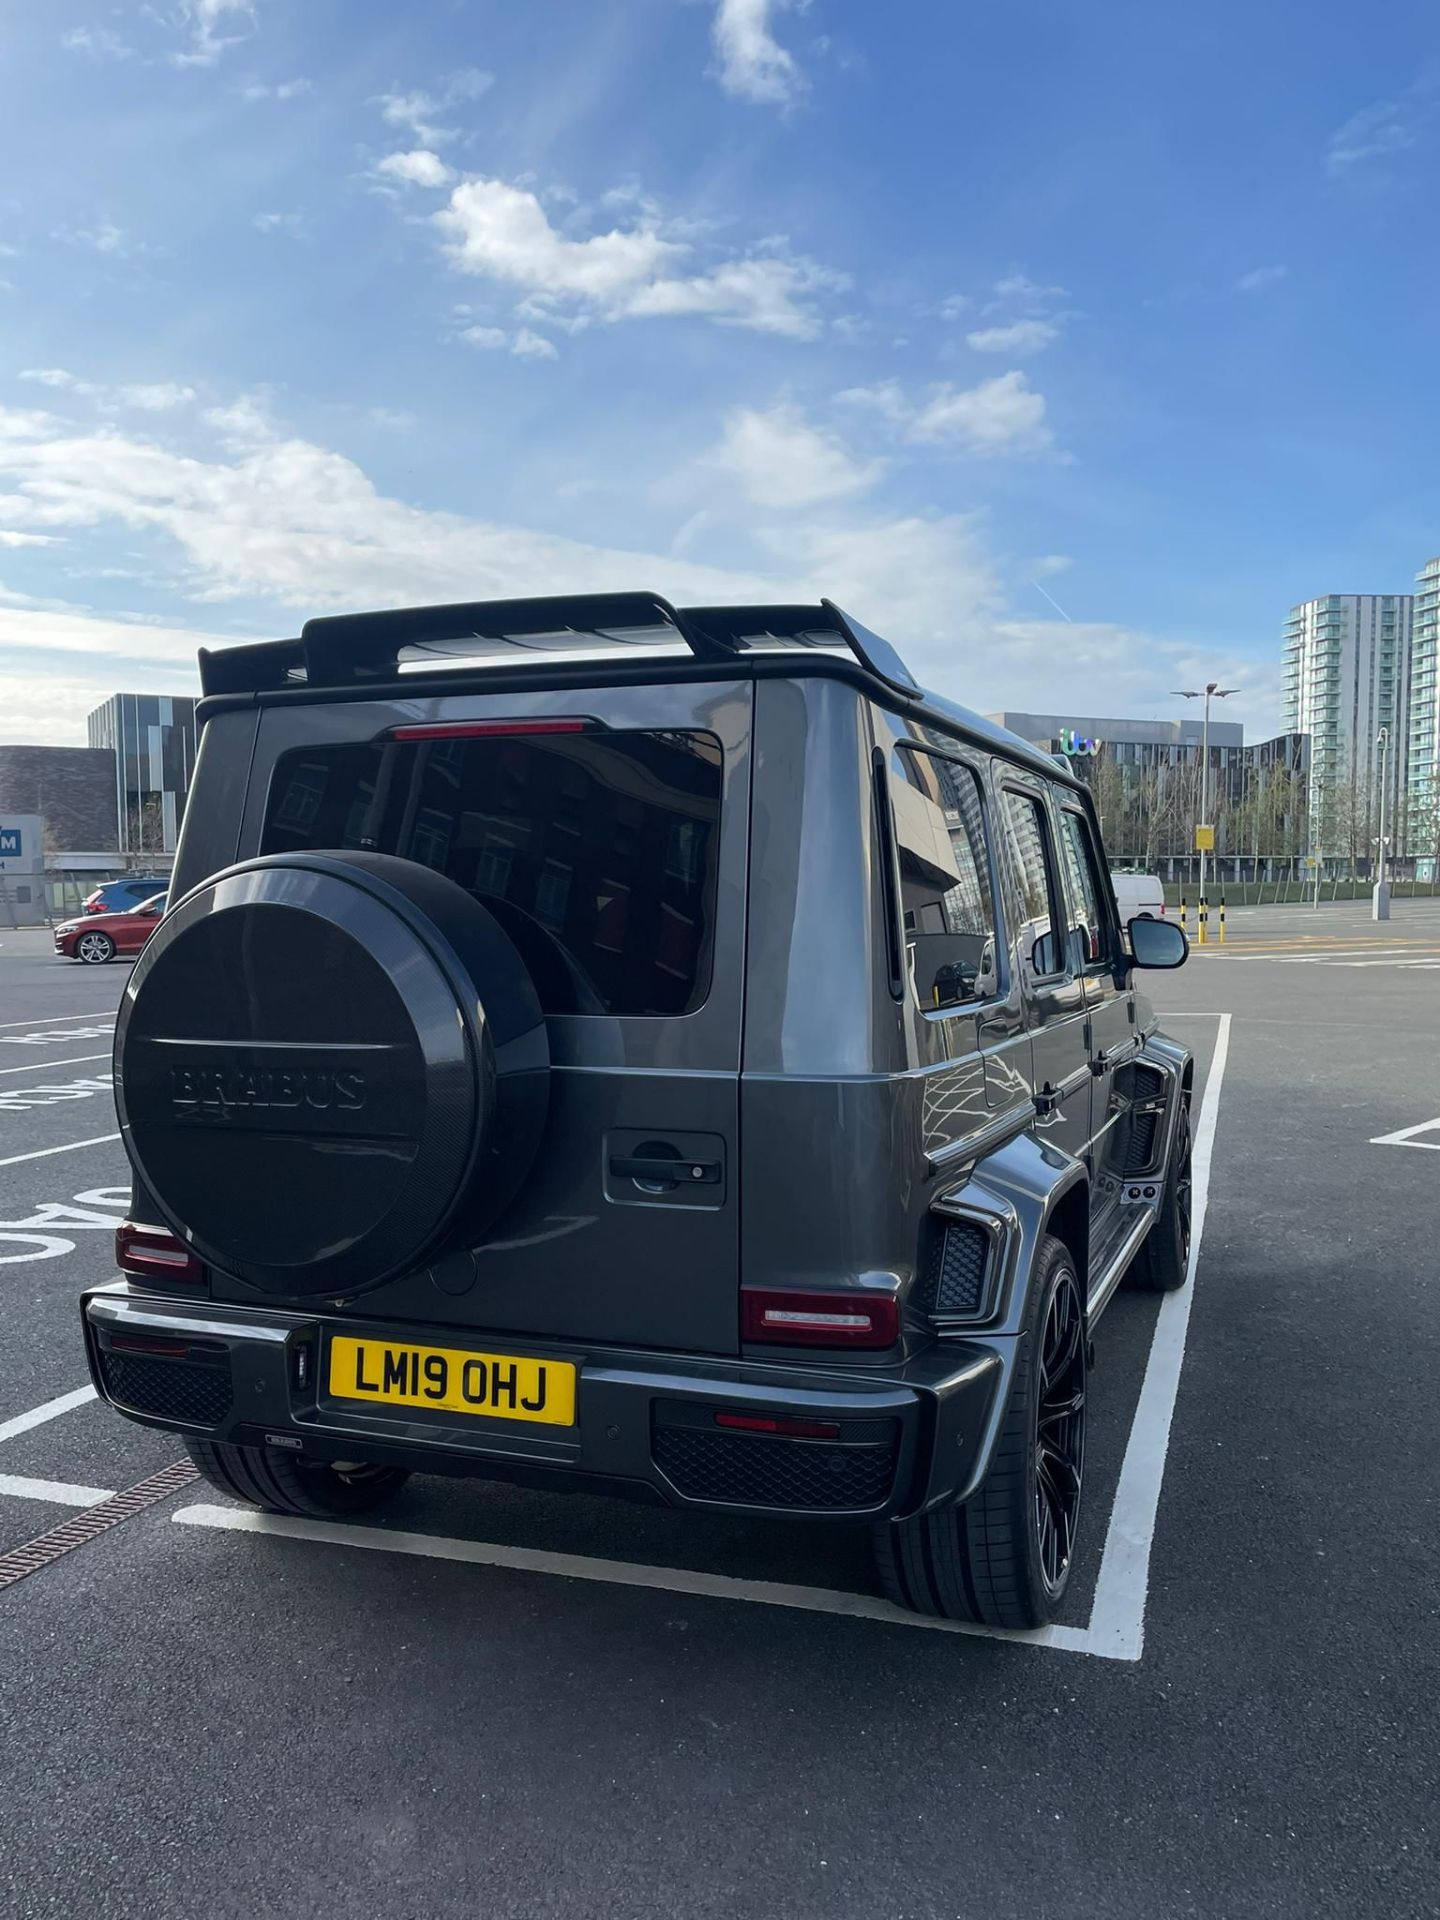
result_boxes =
[327,1336,576,1428]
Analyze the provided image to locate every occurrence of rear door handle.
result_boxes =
[609,1156,721,1186]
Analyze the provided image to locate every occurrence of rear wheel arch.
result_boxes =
[1042,1176,1090,1309]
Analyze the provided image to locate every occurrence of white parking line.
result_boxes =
[0,1473,115,1506]
[0,1134,121,1170]
[171,1504,1096,1649]
[0,1384,98,1444]
[0,1053,112,1077]
[0,1012,116,1032]
[169,1018,1231,1663]
[1085,1011,1230,1661]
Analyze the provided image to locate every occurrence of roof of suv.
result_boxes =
[197,590,1076,787]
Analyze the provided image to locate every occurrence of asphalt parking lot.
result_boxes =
[0,910,1436,1919]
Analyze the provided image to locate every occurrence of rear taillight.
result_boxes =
[741,1288,899,1349]
[388,719,589,741]
[116,1223,204,1286]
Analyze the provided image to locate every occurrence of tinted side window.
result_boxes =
[891,748,999,1009]
[1056,807,1111,974]
[262,730,722,1018]
[1000,787,1065,978]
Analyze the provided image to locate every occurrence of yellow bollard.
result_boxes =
[1219,895,1226,945]
[1179,895,1188,934]
[1197,897,1207,946]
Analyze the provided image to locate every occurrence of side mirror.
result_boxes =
[1127,916,1188,969]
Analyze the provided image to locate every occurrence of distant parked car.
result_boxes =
[1110,869,1165,922]
[55,893,167,964]
[81,876,169,916]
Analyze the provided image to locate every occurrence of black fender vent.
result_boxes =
[98,1350,233,1428]
[915,1220,991,1318]
[652,1426,897,1512]
[1124,1062,1168,1175]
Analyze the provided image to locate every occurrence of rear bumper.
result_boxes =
[81,1282,1014,1523]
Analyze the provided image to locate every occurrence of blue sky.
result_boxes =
[1,0,1437,742]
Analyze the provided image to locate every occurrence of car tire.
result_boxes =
[1133,1096,1193,1293]
[182,1437,410,1518]
[871,1235,1086,1629]
[75,931,116,964]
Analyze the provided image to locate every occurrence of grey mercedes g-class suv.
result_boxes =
[83,592,1192,1629]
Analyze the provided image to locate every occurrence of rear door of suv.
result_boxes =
[224,677,752,1355]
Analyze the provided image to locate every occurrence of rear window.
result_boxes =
[261,728,723,1017]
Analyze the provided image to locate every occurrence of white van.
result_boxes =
[1110,869,1166,923]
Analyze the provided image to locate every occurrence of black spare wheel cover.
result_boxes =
[114,851,549,1297]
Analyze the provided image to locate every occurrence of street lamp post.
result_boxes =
[1172,683,1241,938]
[1374,725,1391,922]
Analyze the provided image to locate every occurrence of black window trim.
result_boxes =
[893,740,1008,1019]
[997,774,1072,987]
[871,748,906,1003]
[1056,798,1124,978]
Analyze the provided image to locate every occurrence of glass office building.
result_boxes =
[86,693,198,857]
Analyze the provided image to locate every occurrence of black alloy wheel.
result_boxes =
[871,1233,1087,1628]
[1034,1265,1086,1597]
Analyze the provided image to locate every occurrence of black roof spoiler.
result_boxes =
[197,591,920,700]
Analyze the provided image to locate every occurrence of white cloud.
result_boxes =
[252,211,308,238]
[460,325,508,351]
[714,404,882,510]
[115,384,195,411]
[0,396,1158,744]
[21,369,85,391]
[0,530,60,548]
[171,0,257,68]
[966,318,1060,354]
[712,0,804,106]
[909,374,1053,453]
[839,372,1055,456]
[19,370,194,413]
[61,25,133,59]
[1033,553,1072,576]
[510,328,559,360]
[55,221,132,257]
[377,68,494,146]
[1234,264,1288,294]
[377,150,455,189]
[1326,95,1429,175]
[434,176,840,338]
[991,272,1067,308]
[460,324,559,360]
[237,78,312,102]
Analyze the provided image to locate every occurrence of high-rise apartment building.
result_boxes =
[1280,593,1412,858]
[1407,556,1440,872]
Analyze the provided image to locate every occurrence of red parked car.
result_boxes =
[54,893,167,964]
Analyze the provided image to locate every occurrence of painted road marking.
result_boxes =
[172,1504,1098,1651]
[0,1134,120,1170]
[0,1053,113,1077]
[1370,1116,1440,1151]
[0,1024,115,1048]
[0,1073,113,1115]
[0,1384,97,1445]
[0,1012,116,1033]
[171,1017,1231,1664]
[1085,1011,1230,1661]
[0,1473,115,1507]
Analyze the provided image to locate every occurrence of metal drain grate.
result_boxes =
[0,1460,199,1592]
